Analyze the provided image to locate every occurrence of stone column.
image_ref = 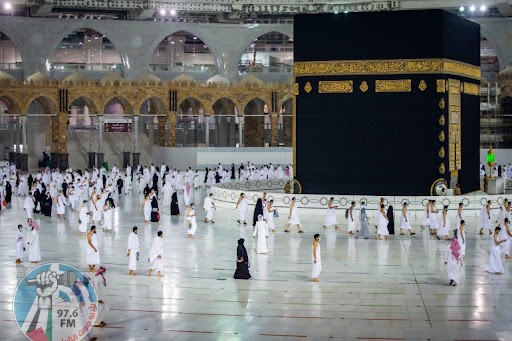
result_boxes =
[157,116,166,146]
[123,151,131,168]
[58,111,68,169]
[133,115,139,153]
[270,112,279,147]
[132,115,140,169]
[97,115,105,169]
[167,112,176,147]
[21,116,28,171]
[88,152,96,169]
[205,115,210,147]
[238,115,243,147]
[148,116,154,146]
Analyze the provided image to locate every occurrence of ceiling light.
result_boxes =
[459,6,464,12]
[4,2,12,10]
[469,5,476,12]
[480,5,486,11]
[170,9,176,15]
[193,37,198,40]
[159,9,166,15]
[344,10,348,14]
[334,11,338,14]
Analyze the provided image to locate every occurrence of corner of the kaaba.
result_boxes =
[293,9,481,196]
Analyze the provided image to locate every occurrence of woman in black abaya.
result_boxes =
[170,192,180,216]
[387,205,395,235]
[150,195,159,222]
[233,238,251,279]
[252,198,263,227]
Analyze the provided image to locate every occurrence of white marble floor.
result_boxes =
[1,188,512,341]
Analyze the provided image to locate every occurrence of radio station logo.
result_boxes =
[13,263,98,341]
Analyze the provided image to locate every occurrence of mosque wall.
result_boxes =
[152,146,292,170]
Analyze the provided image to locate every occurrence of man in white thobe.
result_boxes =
[203,193,216,223]
[148,231,164,277]
[23,192,35,220]
[127,227,140,276]
[253,215,269,253]
[16,224,24,263]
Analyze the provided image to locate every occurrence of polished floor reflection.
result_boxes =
[1,188,511,341]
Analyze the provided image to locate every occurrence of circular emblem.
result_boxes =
[339,197,348,206]
[255,181,261,188]
[13,263,99,341]
[480,197,488,206]
[283,196,291,205]
[400,198,410,206]
[267,180,273,188]
[441,198,451,207]
[300,196,308,205]
[319,197,328,206]
[496,197,503,205]
[462,198,470,207]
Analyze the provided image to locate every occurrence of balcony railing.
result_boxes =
[149,64,216,73]
[50,63,123,72]
[0,62,22,70]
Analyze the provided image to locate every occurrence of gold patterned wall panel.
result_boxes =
[294,58,480,80]
[318,80,353,93]
[375,79,411,93]
[436,79,446,93]
[463,82,480,96]
[447,79,461,171]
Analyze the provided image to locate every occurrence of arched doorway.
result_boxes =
[0,31,22,78]
[50,28,123,79]
[243,98,268,147]
[239,31,293,77]
[26,96,57,166]
[67,97,97,169]
[212,97,239,147]
[138,98,165,148]
[481,36,500,82]
[0,96,21,160]
[280,98,293,147]
[177,97,206,147]
[150,31,216,80]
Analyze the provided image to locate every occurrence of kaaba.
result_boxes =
[294,10,481,196]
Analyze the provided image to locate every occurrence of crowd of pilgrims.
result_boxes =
[2,159,510,285]
[481,162,512,178]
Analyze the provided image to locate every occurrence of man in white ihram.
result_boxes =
[203,193,216,223]
[148,231,164,277]
[127,227,140,276]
